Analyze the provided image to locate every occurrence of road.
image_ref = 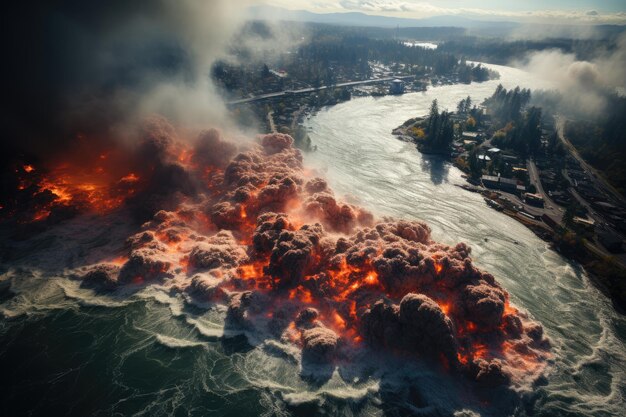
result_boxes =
[267,111,276,133]
[555,116,625,205]
[526,159,563,222]
[227,76,415,105]
[555,116,626,262]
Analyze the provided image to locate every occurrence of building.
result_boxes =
[524,193,545,208]
[501,154,518,163]
[481,175,522,194]
[390,79,405,94]
[499,177,518,193]
[573,216,596,231]
[270,69,288,78]
[462,131,481,141]
[482,175,500,189]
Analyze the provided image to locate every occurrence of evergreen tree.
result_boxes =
[469,146,481,178]
[524,107,543,156]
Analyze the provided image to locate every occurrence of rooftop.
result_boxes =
[499,177,517,185]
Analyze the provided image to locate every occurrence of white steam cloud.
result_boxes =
[104,0,254,133]
[5,0,258,154]
[513,33,626,116]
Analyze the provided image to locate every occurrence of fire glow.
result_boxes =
[7,156,143,223]
[24,122,549,387]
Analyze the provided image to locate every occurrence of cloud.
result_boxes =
[4,0,252,156]
[339,0,417,13]
[514,33,626,116]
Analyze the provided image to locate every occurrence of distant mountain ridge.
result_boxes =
[247,5,518,29]
[246,6,626,39]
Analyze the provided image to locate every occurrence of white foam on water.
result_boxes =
[154,333,206,349]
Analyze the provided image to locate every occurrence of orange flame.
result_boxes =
[108,256,128,266]
[333,311,346,329]
[439,302,451,315]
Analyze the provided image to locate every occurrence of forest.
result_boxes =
[483,85,544,158]
[565,95,626,194]
[213,23,498,98]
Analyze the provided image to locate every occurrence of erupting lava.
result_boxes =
[5,148,145,223]
[9,117,551,387]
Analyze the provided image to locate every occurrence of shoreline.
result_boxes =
[457,171,626,315]
[392,120,626,314]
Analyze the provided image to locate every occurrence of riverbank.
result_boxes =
[458,183,626,313]
[393,104,626,314]
[304,63,626,417]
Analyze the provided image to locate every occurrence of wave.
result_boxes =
[154,333,206,349]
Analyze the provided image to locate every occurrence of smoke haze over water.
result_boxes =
[4,0,251,157]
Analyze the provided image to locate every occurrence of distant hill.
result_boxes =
[246,6,625,39]
[247,5,517,29]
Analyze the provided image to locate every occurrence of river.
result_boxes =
[304,63,626,416]
[0,63,624,417]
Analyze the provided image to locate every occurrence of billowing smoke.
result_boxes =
[56,124,551,388]
[3,0,251,158]
[3,1,551,392]
[513,33,626,117]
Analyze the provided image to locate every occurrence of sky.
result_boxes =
[262,0,626,24]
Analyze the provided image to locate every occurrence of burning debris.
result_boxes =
[6,120,551,387]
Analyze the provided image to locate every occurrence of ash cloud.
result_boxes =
[3,0,251,159]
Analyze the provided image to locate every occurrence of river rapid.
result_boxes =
[0,63,624,417]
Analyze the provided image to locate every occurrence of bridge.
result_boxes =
[227,75,415,105]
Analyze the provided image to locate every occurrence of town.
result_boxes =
[393,86,626,310]
[218,23,626,309]
[218,23,497,150]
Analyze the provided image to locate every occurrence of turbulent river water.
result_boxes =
[304,63,626,416]
[1,63,625,417]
